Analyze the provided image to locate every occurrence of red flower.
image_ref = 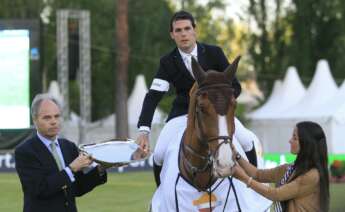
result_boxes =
[332,160,343,169]
[330,160,345,178]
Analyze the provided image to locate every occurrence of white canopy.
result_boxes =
[248,66,306,119]
[249,60,345,153]
[247,80,283,119]
[279,60,338,119]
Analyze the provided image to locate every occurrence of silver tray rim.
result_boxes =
[79,138,150,165]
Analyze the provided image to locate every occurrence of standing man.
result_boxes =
[137,11,257,186]
[15,94,107,212]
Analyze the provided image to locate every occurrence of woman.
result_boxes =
[232,121,329,212]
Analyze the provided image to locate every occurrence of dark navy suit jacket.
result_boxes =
[138,42,241,128]
[15,135,107,212]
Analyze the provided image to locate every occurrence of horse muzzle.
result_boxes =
[212,159,235,178]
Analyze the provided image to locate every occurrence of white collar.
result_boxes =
[178,44,198,60]
[37,131,59,149]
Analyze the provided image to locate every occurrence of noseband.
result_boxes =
[182,136,233,176]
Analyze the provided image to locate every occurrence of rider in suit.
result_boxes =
[15,94,108,212]
[136,11,257,186]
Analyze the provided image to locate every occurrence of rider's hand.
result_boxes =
[137,131,150,154]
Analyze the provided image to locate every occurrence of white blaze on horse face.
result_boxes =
[214,115,234,177]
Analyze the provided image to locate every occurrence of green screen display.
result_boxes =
[263,153,345,166]
[0,30,30,129]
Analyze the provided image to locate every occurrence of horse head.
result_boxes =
[185,56,240,181]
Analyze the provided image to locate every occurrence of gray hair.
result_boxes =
[31,93,61,119]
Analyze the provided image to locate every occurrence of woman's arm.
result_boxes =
[232,144,287,183]
[233,166,319,201]
[235,153,258,178]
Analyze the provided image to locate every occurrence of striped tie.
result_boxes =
[50,142,63,170]
[274,165,295,212]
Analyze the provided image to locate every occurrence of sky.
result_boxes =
[198,0,249,22]
[197,0,293,24]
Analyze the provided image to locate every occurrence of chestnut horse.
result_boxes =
[151,57,271,212]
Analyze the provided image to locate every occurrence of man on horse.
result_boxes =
[150,56,272,211]
[136,10,258,186]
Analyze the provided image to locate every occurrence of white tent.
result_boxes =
[248,66,306,119]
[280,60,338,119]
[289,80,345,153]
[268,66,306,118]
[247,80,283,119]
[248,67,307,152]
[249,60,345,153]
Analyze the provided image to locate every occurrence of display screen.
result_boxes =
[0,30,30,129]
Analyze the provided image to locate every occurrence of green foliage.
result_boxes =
[0,0,174,121]
[291,0,345,84]
[128,0,174,95]
[248,0,345,94]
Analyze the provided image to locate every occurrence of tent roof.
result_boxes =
[248,66,306,119]
[279,59,338,119]
[299,79,345,123]
[247,80,282,119]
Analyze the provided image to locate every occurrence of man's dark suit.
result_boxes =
[15,135,107,212]
[138,42,241,128]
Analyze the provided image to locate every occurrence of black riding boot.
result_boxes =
[245,142,257,167]
[153,160,162,187]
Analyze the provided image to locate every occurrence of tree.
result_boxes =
[115,0,129,137]
[247,0,345,96]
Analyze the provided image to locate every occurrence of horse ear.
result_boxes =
[225,55,241,80]
[191,57,206,84]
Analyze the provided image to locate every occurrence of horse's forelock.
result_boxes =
[199,71,232,88]
[198,71,234,115]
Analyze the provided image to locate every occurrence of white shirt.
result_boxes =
[37,132,75,182]
[178,45,198,78]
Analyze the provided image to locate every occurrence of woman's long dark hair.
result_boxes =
[285,121,329,211]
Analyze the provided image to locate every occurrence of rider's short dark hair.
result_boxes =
[169,11,196,32]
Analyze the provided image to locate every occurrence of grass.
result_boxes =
[1,172,344,212]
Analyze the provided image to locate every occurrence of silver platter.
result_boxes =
[79,139,149,166]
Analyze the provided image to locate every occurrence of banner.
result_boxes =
[1,151,344,172]
[0,151,153,172]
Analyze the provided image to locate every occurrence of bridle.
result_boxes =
[181,83,235,188]
[181,136,233,179]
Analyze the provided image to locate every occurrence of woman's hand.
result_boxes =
[232,164,249,182]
